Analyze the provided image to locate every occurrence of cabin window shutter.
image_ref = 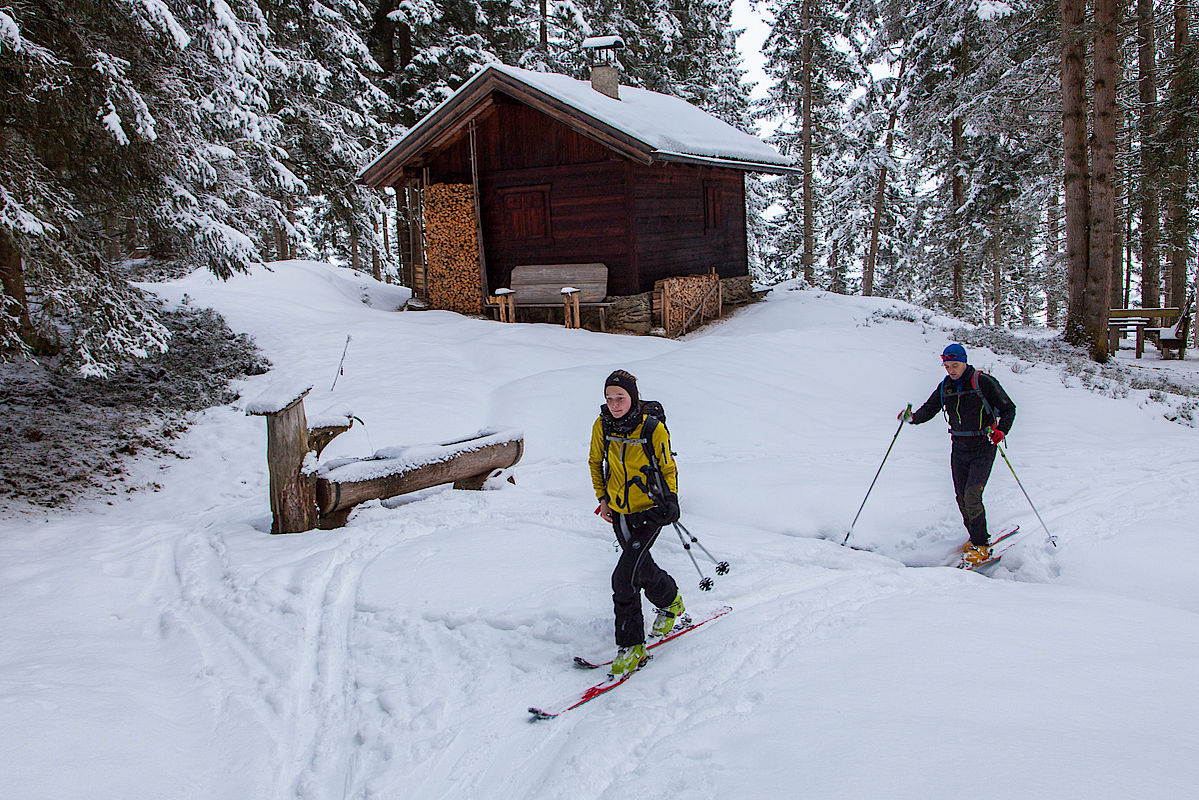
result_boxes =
[703,182,722,232]
[499,185,551,241]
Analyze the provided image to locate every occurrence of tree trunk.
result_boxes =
[1062,0,1096,353]
[951,116,966,314]
[1047,184,1062,326]
[1164,3,1192,309]
[0,229,36,352]
[800,0,815,286]
[1080,0,1121,361]
[1110,52,1126,313]
[371,215,382,280]
[1138,0,1161,308]
[539,0,548,51]
[865,59,905,300]
[351,225,361,273]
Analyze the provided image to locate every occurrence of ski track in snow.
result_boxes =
[5,265,1199,798]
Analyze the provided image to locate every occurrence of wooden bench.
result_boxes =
[488,263,615,330]
[1146,300,1192,359]
[1110,307,1183,359]
[1108,316,1150,358]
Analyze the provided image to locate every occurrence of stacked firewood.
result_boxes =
[423,183,482,315]
[654,272,722,337]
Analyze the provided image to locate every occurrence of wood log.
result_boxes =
[315,431,523,521]
[263,397,317,534]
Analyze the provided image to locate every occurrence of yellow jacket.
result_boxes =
[589,414,677,514]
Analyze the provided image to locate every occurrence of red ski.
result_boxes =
[528,606,731,721]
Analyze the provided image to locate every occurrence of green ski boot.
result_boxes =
[610,644,648,676]
[650,592,686,638]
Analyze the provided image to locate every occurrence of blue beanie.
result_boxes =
[941,343,968,363]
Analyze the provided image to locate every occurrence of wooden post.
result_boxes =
[562,288,580,328]
[247,388,318,534]
[496,288,515,322]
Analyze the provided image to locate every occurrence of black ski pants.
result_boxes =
[950,437,997,546]
[611,511,678,647]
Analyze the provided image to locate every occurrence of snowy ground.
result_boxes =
[3,261,1198,799]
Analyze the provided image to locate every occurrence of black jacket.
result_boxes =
[911,366,1016,437]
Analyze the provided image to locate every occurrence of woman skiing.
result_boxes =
[589,369,684,676]
[900,344,1016,566]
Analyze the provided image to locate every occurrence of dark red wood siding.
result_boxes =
[631,164,747,291]
[420,93,749,298]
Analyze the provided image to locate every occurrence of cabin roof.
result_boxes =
[359,64,796,186]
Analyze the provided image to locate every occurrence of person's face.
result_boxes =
[943,359,967,380]
[605,386,632,419]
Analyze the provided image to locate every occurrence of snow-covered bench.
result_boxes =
[247,382,522,532]
[488,263,615,330]
[1148,309,1191,360]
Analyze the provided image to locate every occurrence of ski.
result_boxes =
[572,605,732,670]
[957,525,1022,570]
[528,606,730,721]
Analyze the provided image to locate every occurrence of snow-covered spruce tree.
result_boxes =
[264,0,400,275]
[2,1,228,375]
[758,0,858,287]
[890,0,1059,322]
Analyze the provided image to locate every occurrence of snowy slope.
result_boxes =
[3,261,1198,799]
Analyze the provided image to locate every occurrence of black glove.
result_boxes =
[649,492,680,526]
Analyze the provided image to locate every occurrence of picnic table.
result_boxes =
[1109,307,1183,358]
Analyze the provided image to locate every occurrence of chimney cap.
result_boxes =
[582,35,624,51]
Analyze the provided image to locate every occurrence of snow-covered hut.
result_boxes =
[359,61,795,317]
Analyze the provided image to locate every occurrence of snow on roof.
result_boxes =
[359,63,793,179]
[488,64,791,168]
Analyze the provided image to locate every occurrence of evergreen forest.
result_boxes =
[2,0,1197,375]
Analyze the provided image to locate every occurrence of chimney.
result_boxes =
[590,64,619,100]
[581,35,624,100]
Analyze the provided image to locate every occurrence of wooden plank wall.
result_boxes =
[632,165,747,292]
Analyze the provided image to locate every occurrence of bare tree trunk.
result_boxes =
[1047,183,1062,327]
[371,215,382,280]
[829,239,844,294]
[1062,0,1096,352]
[1165,2,1192,309]
[865,60,905,299]
[351,225,361,273]
[800,0,815,286]
[0,229,36,351]
[539,0,548,51]
[1110,48,1126,312]
[951,116,966,314]
[1079,0,1121,360]
[1138,0,1161,308]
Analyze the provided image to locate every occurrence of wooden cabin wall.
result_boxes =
[419,96,750,300]
[631,165,747,292]
[474,101,635,296]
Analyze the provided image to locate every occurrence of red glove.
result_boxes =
[988,428,1005,446]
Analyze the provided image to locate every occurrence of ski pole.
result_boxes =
[995,442,1057,547]
[675,521,730,572]
[843,405,910,546]
[671,522,730,591]
[672,524,711,590]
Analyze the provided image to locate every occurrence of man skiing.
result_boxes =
[900,344,1016,566]
[589,369,684,676]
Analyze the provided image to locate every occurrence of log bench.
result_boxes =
[314,429,524,528]
[488,263,615,330]
[247,382,523,532]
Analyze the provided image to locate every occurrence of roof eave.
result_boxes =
[651,150,800,175]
